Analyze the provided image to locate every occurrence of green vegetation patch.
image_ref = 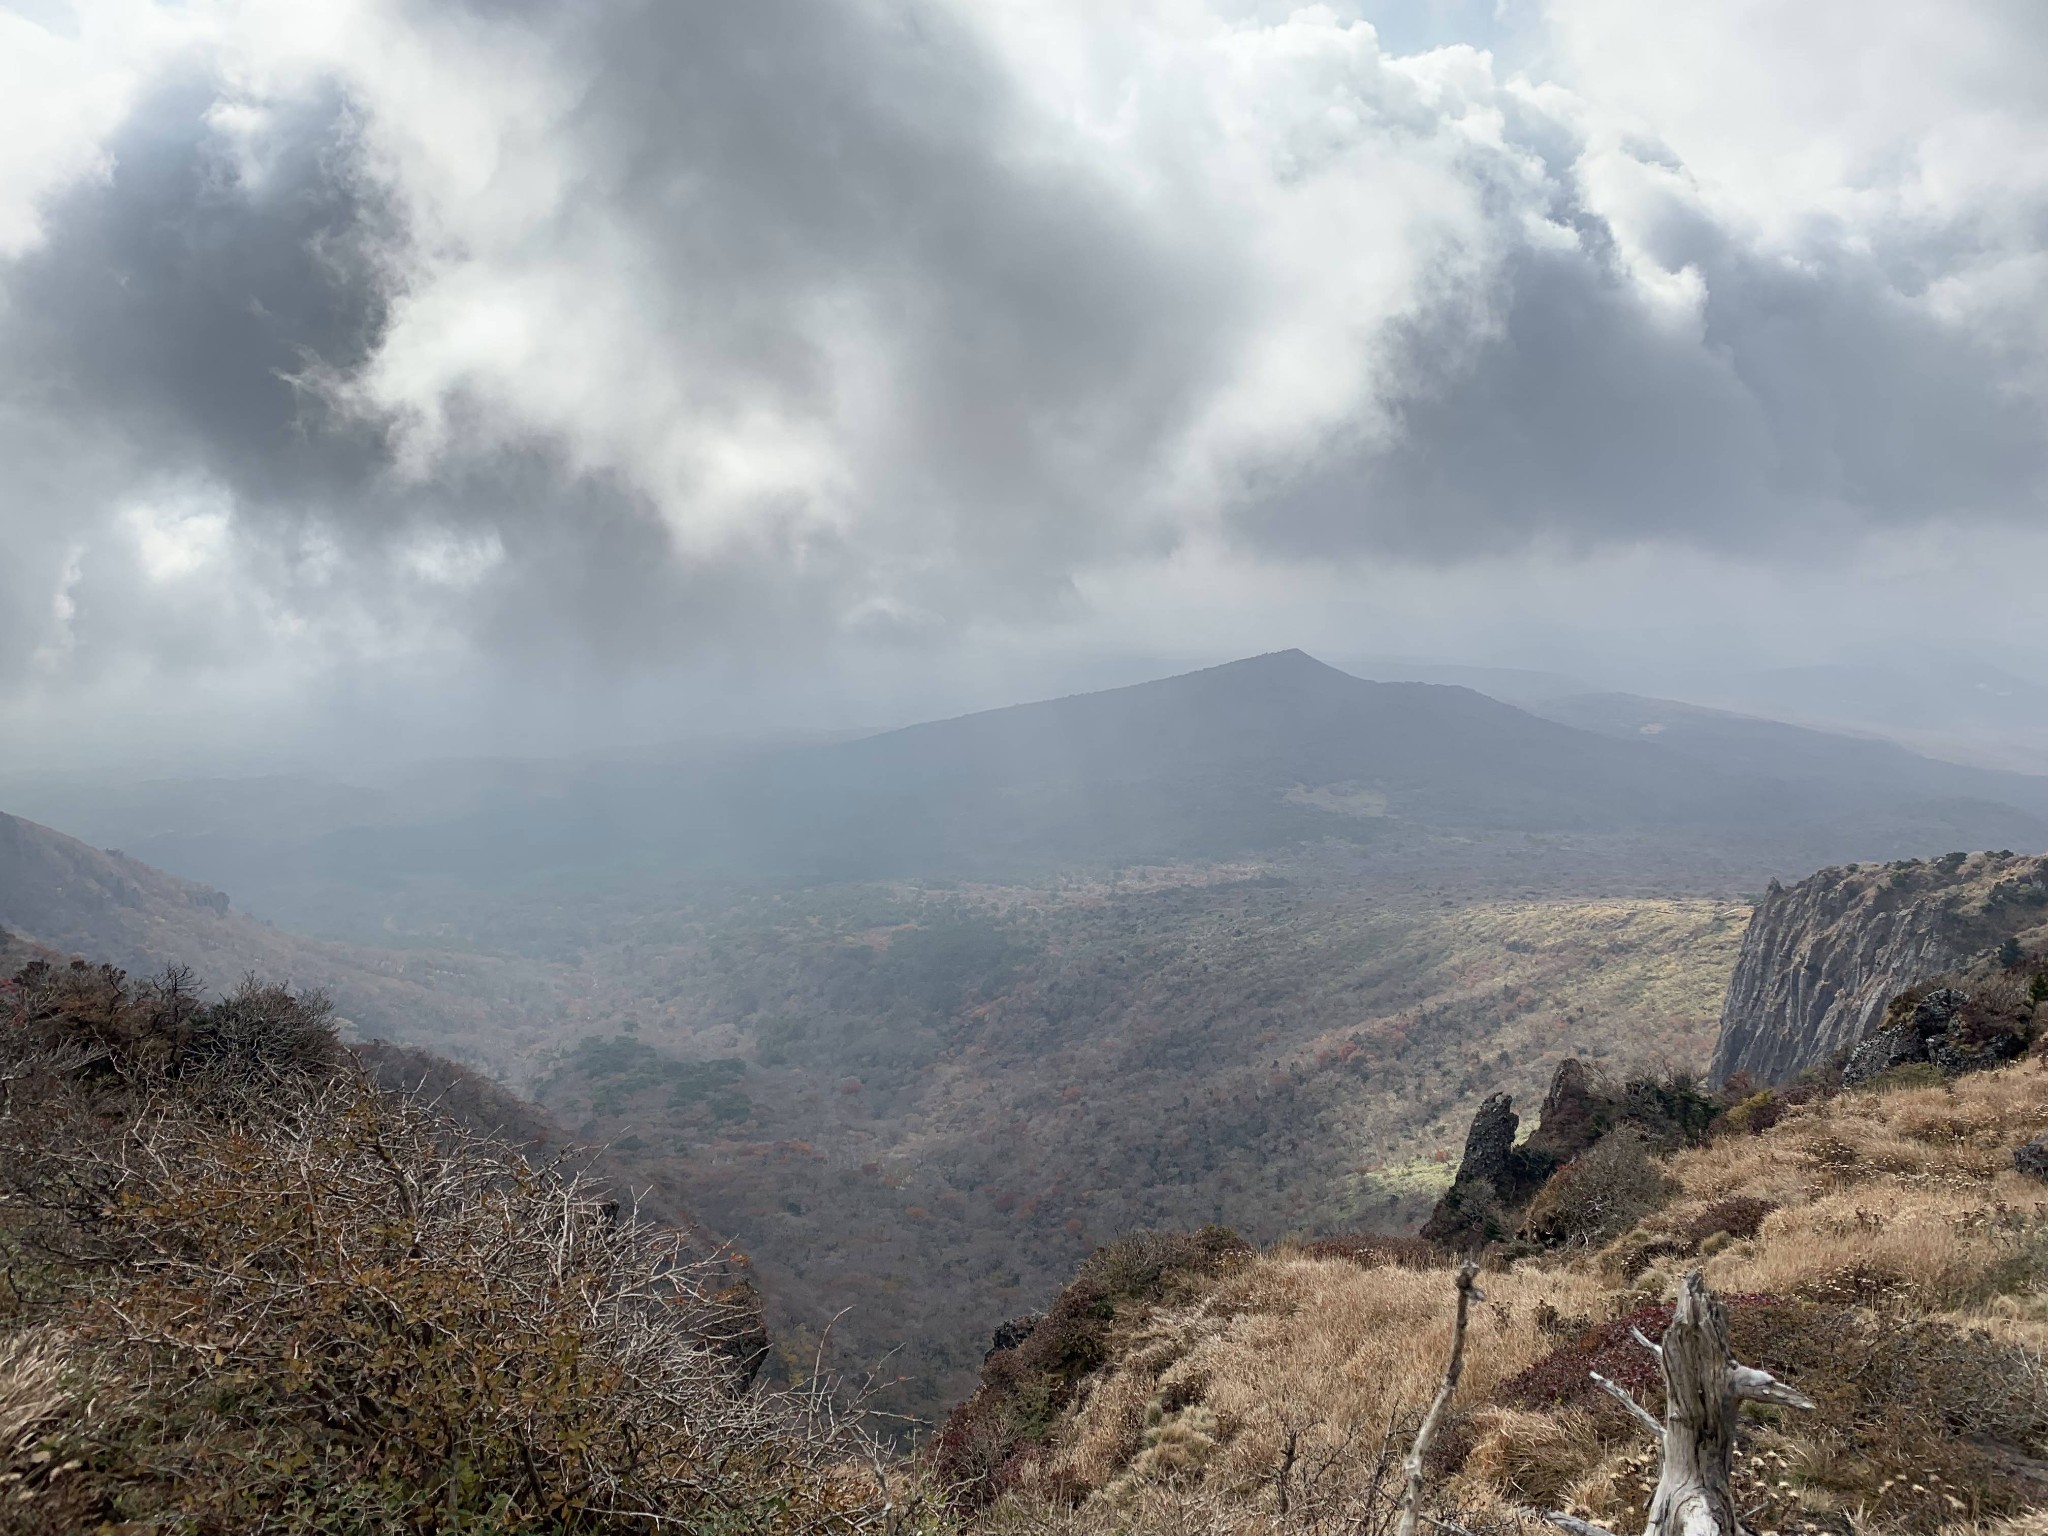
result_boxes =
[565,1034,751,1121]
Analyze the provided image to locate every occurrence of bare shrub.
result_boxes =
[1521,1131,1677,1249]
[0,959,914,1534]
[4,958,342,1085]
[1677,1196,1775,1249]
[180,971,345,1079]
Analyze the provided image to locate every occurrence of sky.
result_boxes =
[3,0,2046,769]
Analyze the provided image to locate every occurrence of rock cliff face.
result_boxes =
[1710,853,2048,1086]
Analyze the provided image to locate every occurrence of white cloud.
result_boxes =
[1546,1,2048,233]
[0,1,196,256]
[124,490,231,581]
[26,545,85,676]
[0,0,2044,760]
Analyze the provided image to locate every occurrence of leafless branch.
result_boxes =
[1591,1369,1665,1439]
[1395,1259,1484,1536]
[1542,1513,1619,1536]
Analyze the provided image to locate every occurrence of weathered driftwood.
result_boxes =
[1548,1270,1811,1536]
[1395,1259,1484,1536]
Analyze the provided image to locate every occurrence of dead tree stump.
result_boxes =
[1646,1270,1811,1536]
[1550,1270,1810,1536]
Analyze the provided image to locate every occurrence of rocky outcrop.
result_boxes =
[1841,988,1965,1084]
[985,1314,1041,1361]
[1425,1055,1778,1251]
[1841,982,2040,1085]
[1710,855,2048,1086]
[1421,1059,1616,1250]
[1421,1093,1541,1248]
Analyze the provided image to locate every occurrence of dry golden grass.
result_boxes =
[0,1327,71,1460]
[1634,1063,2048,1333]
[967,1059,2048,1536]
[1013,1257,1609,1526]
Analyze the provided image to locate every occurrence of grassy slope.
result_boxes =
[536,877,1748,1420]
[965,1059,2048,1536]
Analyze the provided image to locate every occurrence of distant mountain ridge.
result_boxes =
[1671,657,2048,774]
[1532,691,2048,820]
[13,652,2048,908]
[702,649,1756,877]
[644,649,2048,880]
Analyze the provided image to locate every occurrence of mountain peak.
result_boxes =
[1227,648,1322,670]
[1183,648,1351,687]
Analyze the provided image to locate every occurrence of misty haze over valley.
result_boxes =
[5,0,2048,1502]
[8,646,2048,1414]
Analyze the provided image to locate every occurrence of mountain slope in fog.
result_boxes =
[0,810,568,1064]
[1534,692,2048,821]
[1670,657,2048,773]
[13,653,2048,912]
[684,650,2048,879]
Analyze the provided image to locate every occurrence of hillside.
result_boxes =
[352,1039,712,1238]
[13,653,2048,1427]
[0,808,568,1068]
[0,796,1755,1422]
[0,805,235,943]
[1712,851,2048,1085]
[13,931,2048,1535]
[533,877,1749,1419]
[943,1056,2048,1536]
[0,952,855,1532]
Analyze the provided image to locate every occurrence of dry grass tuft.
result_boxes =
[1639,1064,2048,1326]
[0,1326,73,1459]
[1023,1256,1609,1529]
[951,1054,2048,1536]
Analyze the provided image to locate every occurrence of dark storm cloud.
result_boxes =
[525,0,1229,586]
[4,74,393,504]
[0,0,1235,688]
[0,73,367,681]
[0,71,416,685]
[1240,141,2048,559]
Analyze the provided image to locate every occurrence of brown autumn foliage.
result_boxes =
[536,882,1747,1419]
[0,957,926,1535]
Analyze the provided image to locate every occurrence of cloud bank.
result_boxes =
[2,0,2045,759]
